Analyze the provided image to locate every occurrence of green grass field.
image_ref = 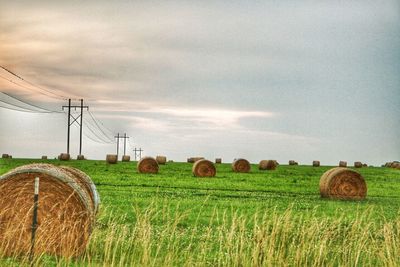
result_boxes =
[0,158,399,266]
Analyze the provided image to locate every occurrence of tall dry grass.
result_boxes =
[0,202,399,266]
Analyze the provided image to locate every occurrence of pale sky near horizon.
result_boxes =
[0,1,399,165]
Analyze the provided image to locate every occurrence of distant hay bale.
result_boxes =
[9,155,12,159]
[392,162,400,169]
[339,161,347,167]
[192,159,216,177]
[232,158,251,173]
[137,157,159,174]
[385,162,392,167]
[59,153,70,161]
[2,154,9,159]
[41,156,48,160]
[259,160,277,170]
[354,161,362,168]
[0,163,99,257]
[215,158,222,164]
[319,167,367,200]
[362,163,368,167]
[106,154,118,164]
[77,155,85,160]
[156,156,167,165]
[122,155,131,162]
[313,161,320,167]
[289,160,298,166]
[188,157,204,163]
[168,160,174,163]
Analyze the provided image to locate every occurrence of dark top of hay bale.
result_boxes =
[313,161,320,167]
[137,157,159,174]
[319,167,367,200]
[232,158,251,173]
[339,161,347,167]
[122,155,131,162]
[156,156,167,165]
[106,154,118,164]
[259,160,277,170]
[59,153,70,161]
[0,163,99,257]
[354,161,362,168]
[193,159,216,177]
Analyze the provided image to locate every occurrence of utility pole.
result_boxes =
[133,147,143,161]
[115,133,129,158]
[62,99,89,155]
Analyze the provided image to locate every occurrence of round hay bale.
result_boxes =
[156,156,167,165]
[193,159,216,177]
[137,157,159,174]
[2,154,9,159]
[232,158,251,173]
[259,160,277,170]
[187,158,194,163]
[59,153,70,161]
[122,155,131,162]
[339,161,347,167]
[362,163,368,167]
[106,154,118,164]
[215,158,222,164]
[313,161,320,167]
[392,162,400,169]
[289,160,298,166]
[354,161,362,168]
[77,155,85,160]
[0,163,99,257]
[319,167,367,200]
[41,156,48,160]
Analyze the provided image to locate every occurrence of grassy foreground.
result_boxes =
[0,158,399,266]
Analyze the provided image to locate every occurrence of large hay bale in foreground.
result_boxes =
[122,155,131,162]
[137,157,159,174]
[193,159,216,177]
[59,153,70,161]
[106,154,118,164]
[319,167,367,200]
[339,161,347,167]
[259,160,277,170]
[354,161,362,168]
[232,158,251,173]
[156,156,167,165]
[313,161,320,167]
[0,163,99,257]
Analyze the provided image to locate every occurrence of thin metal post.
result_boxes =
[29,177,40,263]
[116,133,120,157]
[123,133,127,156]
[79,99,83,155]
[67,99,71,154]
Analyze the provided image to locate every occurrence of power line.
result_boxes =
[86,110,114,142]
[0,99,57,114]
[0,92,62,113]
[0,65,79,100]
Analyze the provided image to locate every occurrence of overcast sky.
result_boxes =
[0,1,399,165]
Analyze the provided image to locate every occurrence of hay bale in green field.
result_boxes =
[320,167,367,200]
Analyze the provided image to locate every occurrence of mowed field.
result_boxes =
[0,158,399,266]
